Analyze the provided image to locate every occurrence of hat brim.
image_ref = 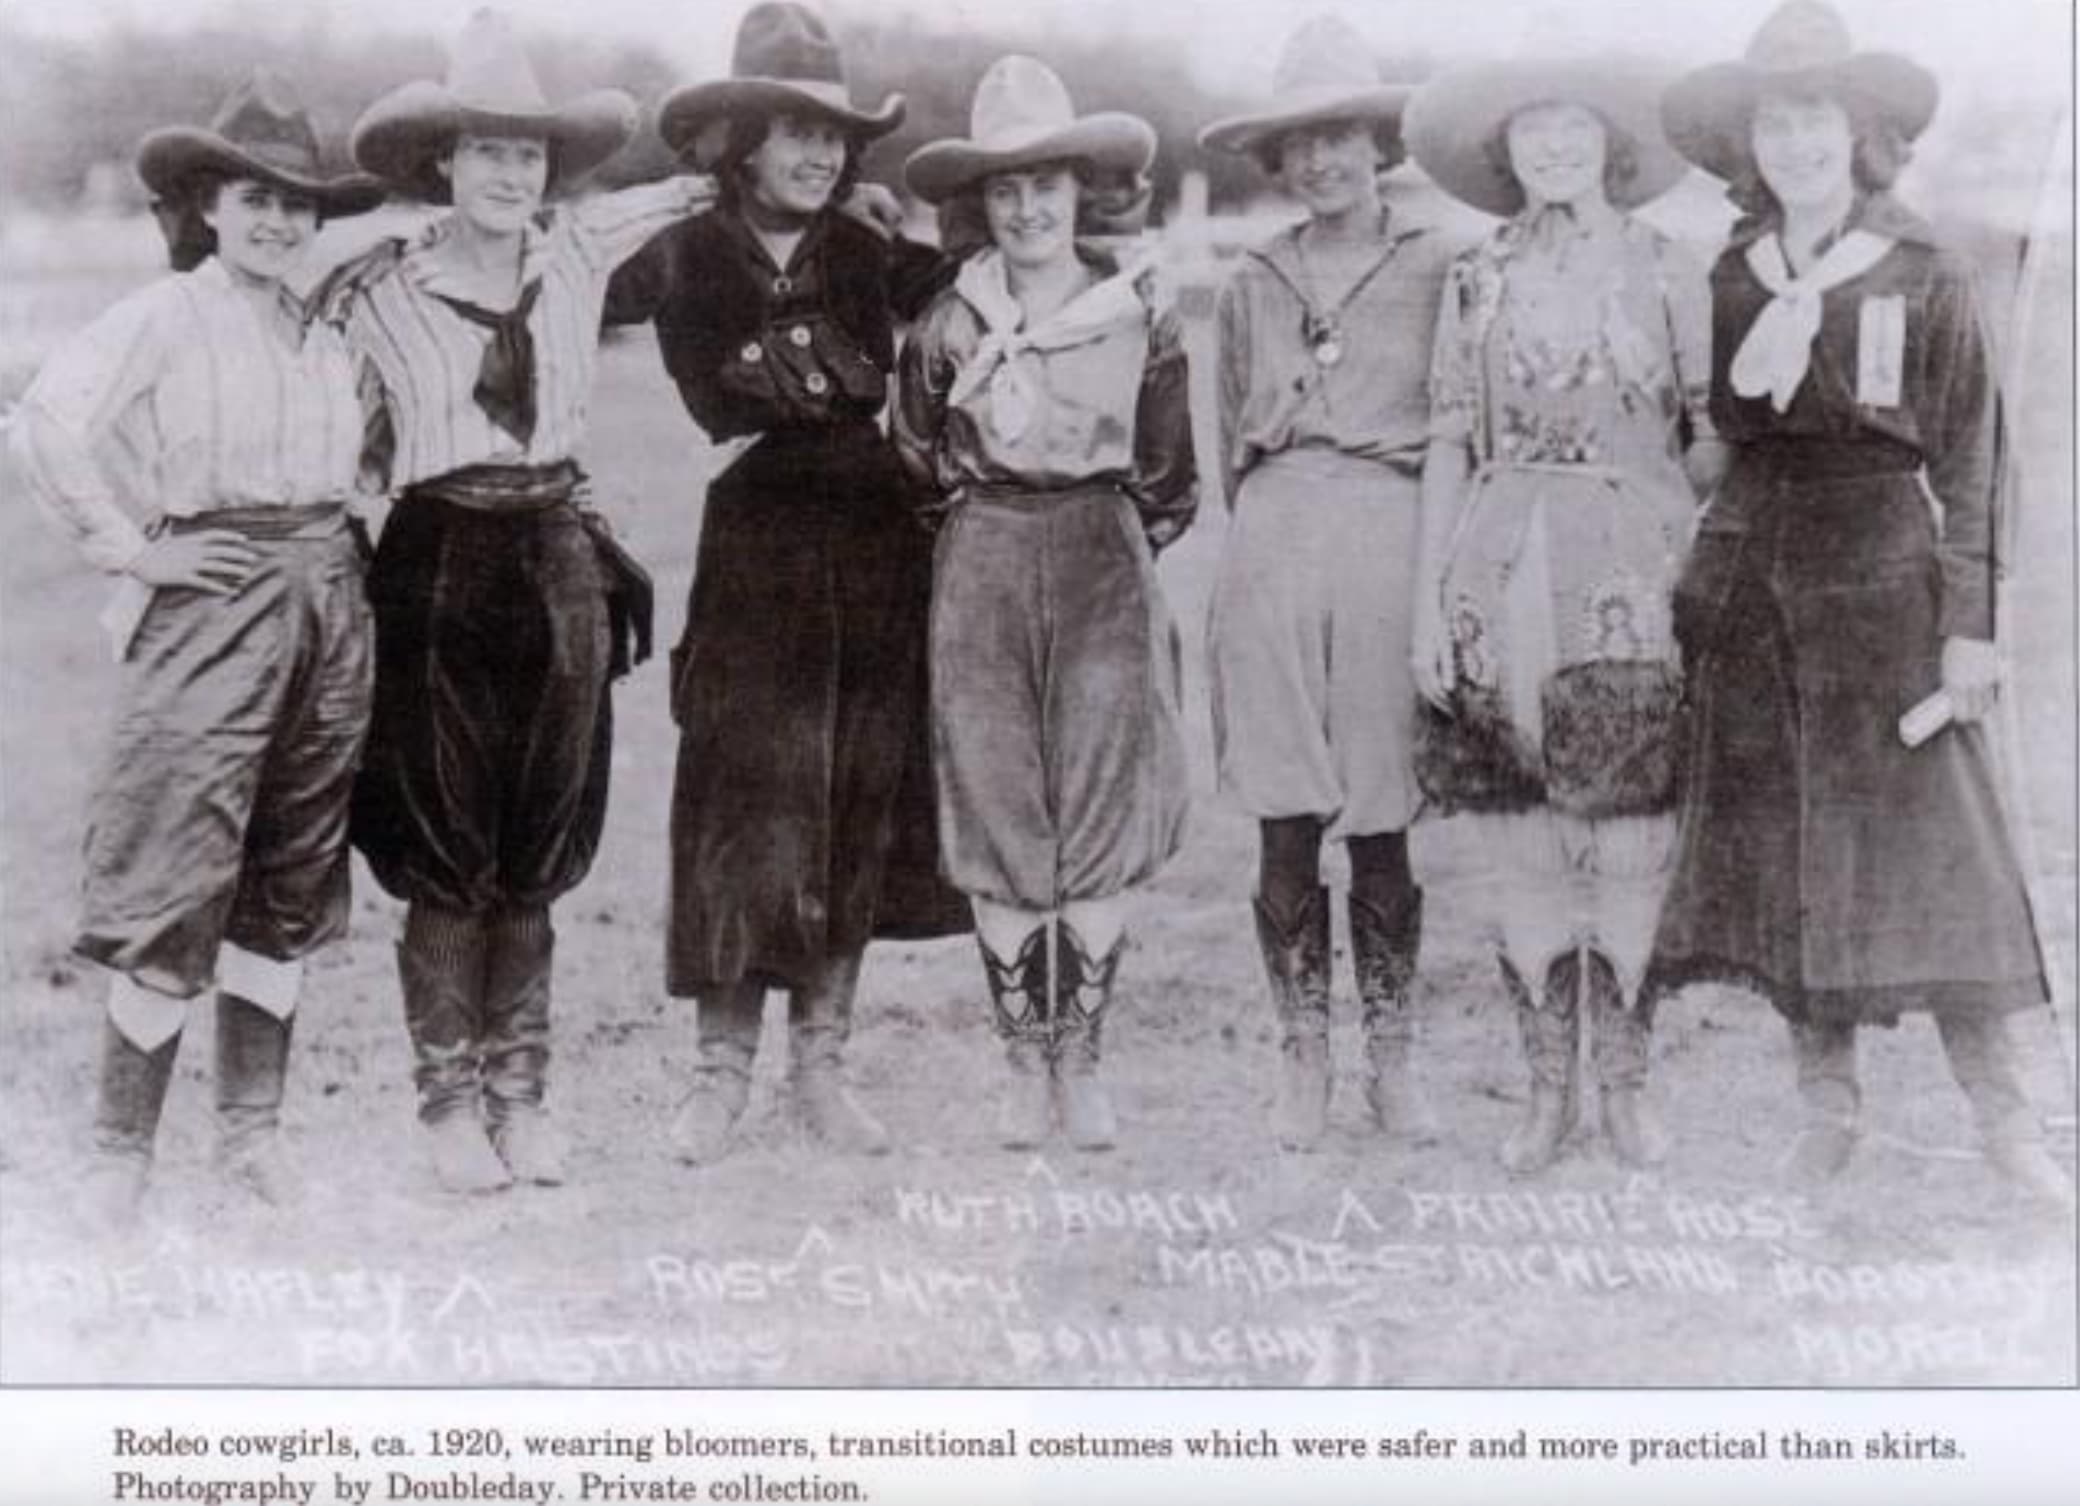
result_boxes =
[350,80,637,202]
[1660,52,1939,182]
[658,79,905,164]
[135,128,386,216]
[1404,57,1690,217]
[1197,86,1413,156]
[903,113,1156,204]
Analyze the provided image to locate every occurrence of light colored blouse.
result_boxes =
[1214,214,1459,504]
[11,257,368,572]
[893,247,1197,547]
[336,179,705,487]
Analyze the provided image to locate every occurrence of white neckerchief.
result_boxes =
[948,249,1149,441]
[1729,228,1895,412]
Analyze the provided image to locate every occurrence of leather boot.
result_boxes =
[1057,924,1123,1153]
[671,979,763,1166]
[790,950,891,1155]
[1351,885,1437,1144]
[1787,1017,1860,1182]
[481,906,565,1185]
[1938,1011,2075,1215]
[399,904,508,1194]
[981,928,1054,1149]
[1256,888,1332,1152]
[1499,954,1579,1175]
[84,1017,182,1227]
[1587,951,1665,1167]
[214,993,296,1205]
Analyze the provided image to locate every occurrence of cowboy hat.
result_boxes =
[1198,15,1412,157]
[1661,0,1938,182]
[658,2,903,166]
[136,70,384,215]
[1403,54,1688,217]
[904,55,1155,205]
[350,7,637,202]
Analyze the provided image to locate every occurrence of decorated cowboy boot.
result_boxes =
[214,993,297,1205]
[1057,923,1124,1153]
[399,903,509,1194]
[1585,951,1665,1168]
[980,927,1053,1150]
[1937,1011,2075,1215]
[480,905,566,1185]
[671,978,764,1166]
[1786,1016,1860,1182]
[1351,885,1437,1144]
[790,949,891,1155]
[84,1017,183,1227]
[1499,952,1580,1175]
[1256,887,1333,1151]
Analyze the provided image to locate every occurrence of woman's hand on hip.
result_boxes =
[126,530,260,595]
[1940,635,2001,724]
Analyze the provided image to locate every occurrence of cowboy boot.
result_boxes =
[671,978,763,1166]
[481,905,565,1185]
[980,927,1053,1150]
[214,993,296,1205]
[1256,887,1333,1152]
[1786,1016,1860,1182]
[83,1016,182,1227]
[1499,953,1580,1175]
[1351,885,1437,1144]
[1057,923,1124,1153]
[790,949,891,1155]
[1938,1011,2075,1215]
[399,903,509,1194]
[1586,951,1666,1168]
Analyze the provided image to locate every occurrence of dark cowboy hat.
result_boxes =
[136,70,384,214]
[350,7,637,202]
[903,54,1154,205]
[1405,54,1688,217]
[1661,0,1939,182]
[658,2,904,167]
[1198,15,1412,157]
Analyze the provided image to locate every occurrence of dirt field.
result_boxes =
[0,233,2073,1389]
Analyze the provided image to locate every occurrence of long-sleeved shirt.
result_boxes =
[11,257,369,572]
[328,179,705,487]
[1214,214,1459,506]
[893,246,1198,549]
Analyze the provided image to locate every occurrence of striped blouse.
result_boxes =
[342,180,706,487]
[10,257,368,572]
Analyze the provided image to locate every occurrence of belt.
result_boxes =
[404,460,583,514]
[163,502,348,541]
[1737,438,1922,480]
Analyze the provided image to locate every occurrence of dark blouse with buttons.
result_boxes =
[605,206,943,442]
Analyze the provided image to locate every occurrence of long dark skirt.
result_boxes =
[352,476,613,914]
[666,426,966,993]
[1652,450,2046,1025]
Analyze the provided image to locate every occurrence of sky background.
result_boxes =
[7,0,2071,110]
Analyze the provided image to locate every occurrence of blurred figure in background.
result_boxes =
[9,74,385,1221]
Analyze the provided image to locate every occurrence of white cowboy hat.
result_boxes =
[350,7,637,202]
[1198,15,1412,158]
[903,55,1155,205]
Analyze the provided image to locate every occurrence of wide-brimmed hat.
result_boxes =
[351,7,637,202]
[1198,15,1412,157]
[1661,0,1938,182]
[1404,54,1688,216]
[904,55,1156,205]
[136,70,384,215]
[658,2,904,166]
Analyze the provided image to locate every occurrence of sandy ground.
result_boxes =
[0,266,2072,1389]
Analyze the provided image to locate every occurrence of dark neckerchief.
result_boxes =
[432,279,544,448]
